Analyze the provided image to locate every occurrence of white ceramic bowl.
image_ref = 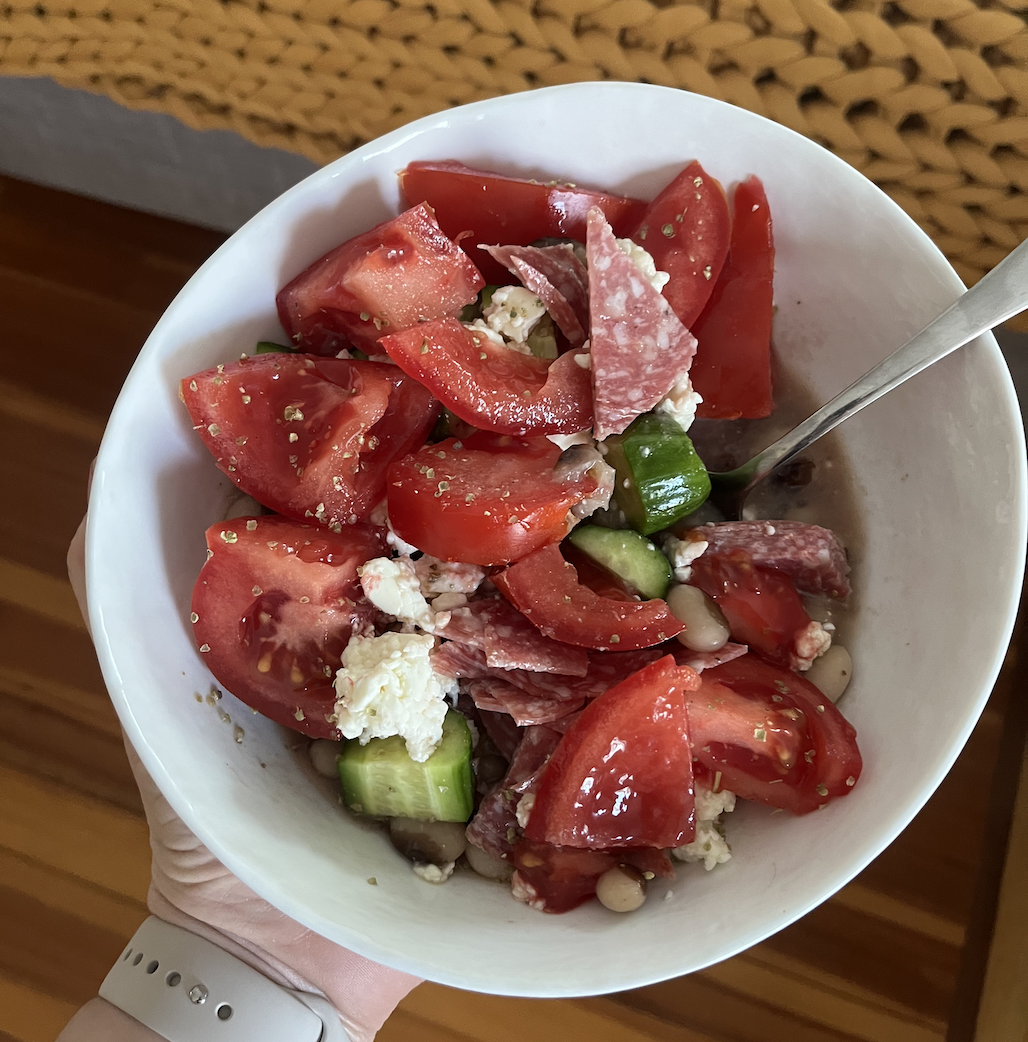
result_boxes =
[87,82,1027,996]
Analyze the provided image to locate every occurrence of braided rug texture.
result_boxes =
[2,0,1027,321]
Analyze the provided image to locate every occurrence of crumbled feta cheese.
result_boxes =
[515,791,536,829]
[616,238,670,293]
[360,556,433,629]
[511,871,547,911]
[463,318,507,347]
[672,783,737,871]
[655,372,703,433]
[413,555,486,598]
[413,861,455,883]
[547,430,594,451]
[792,620,832,672]
[482,286,546,345]
[332,632,456,761]
[660,534,709,583]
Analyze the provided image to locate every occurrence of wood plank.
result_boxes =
[0,560,86,632]
[0,973,77,1042]
[973,750,1028,1042]
[0,764,150,901]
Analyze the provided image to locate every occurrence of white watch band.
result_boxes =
[100,917,347,1042]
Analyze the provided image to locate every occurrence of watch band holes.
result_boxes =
[146,960,159,974]
[216,1004,233,1021]
[122,948,132,961]
[166,971,182,987]
[132,953,143,966]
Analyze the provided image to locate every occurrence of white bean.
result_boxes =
[667,584,730,653]
[595,865,647,913]
[223,493,264,521]
[309,739,343,778]
[464,841,514,881]
[805,645,853,703]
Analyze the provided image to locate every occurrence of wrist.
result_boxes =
[99,916,348,1042]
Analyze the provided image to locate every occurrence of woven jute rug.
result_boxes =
[2,0,1026,324]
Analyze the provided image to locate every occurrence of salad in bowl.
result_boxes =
[86,82,1025,995]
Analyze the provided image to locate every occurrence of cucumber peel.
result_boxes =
[568,525,672,599]
[337,710,474,822]
[604,413,711,535]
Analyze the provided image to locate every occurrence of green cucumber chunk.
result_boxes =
[337,710,474,822]
[604,412,711,535]
[526,312,558,359]
[254,341,296,354]
[567,525,672,600]
[459,285,501,323]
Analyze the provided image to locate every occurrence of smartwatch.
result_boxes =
[100,917,349,1042]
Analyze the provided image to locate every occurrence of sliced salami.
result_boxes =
[469,678,585,727]
[435,597,590,676]
[686,520,851,599]
[477,708,523,761]
[586,207,698,439]
[484,243,590,348]
[466,725,561,860]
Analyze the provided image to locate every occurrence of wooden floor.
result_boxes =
[1,173,1025,1042]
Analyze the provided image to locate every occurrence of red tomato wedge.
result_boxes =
[387,437,595,566]
[379,317,592,436]
[688,549,822,671]
[182,355,439,526]
[513,840,674,914]
[689,654,861,814]
[276,203,484,354]
[690,176,775,419]
[629,160,730,329]
[192,516,386,739]
[494,543,684,651]
[400,160,648,285]
[526,656,698,849]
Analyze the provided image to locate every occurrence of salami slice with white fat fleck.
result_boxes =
[484,244,590,347]
[466,725,561,860]
[587,207,698,439]
[469,678,585,727]
[686,520,850,598]
[435,597,589,676]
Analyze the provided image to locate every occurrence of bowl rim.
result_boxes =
[87,80,1028,996]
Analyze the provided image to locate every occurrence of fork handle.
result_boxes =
[747,236,1028,488]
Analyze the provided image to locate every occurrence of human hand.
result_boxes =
[67,510,421,1042]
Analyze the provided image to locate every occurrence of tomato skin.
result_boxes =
[494,544,684,651]
[688,549,817,670]
[400,161,648,285]
[181,355,439,526]
[526,656,698,849]
[690,654,861,814]
[380,317,593,436]
[192,516,387,739]
[276,203,484,354]
[629,160,731,329]
[690,177,775,419]
[387,437,594,565]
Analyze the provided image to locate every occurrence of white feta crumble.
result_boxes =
[616,238,670,293]
[332,632,456,762]
[791,620,832,672]
[515,791,536,830]
[413,861,455,884]
[510,871,546,911]
[482,286,546,344]
[463,317,507,347]
[360,556,433,629]
[655,372,703,433]
[672,784,737,871]
[660,533,709,583]
[547,430,595,451]
[413,555,487,598]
